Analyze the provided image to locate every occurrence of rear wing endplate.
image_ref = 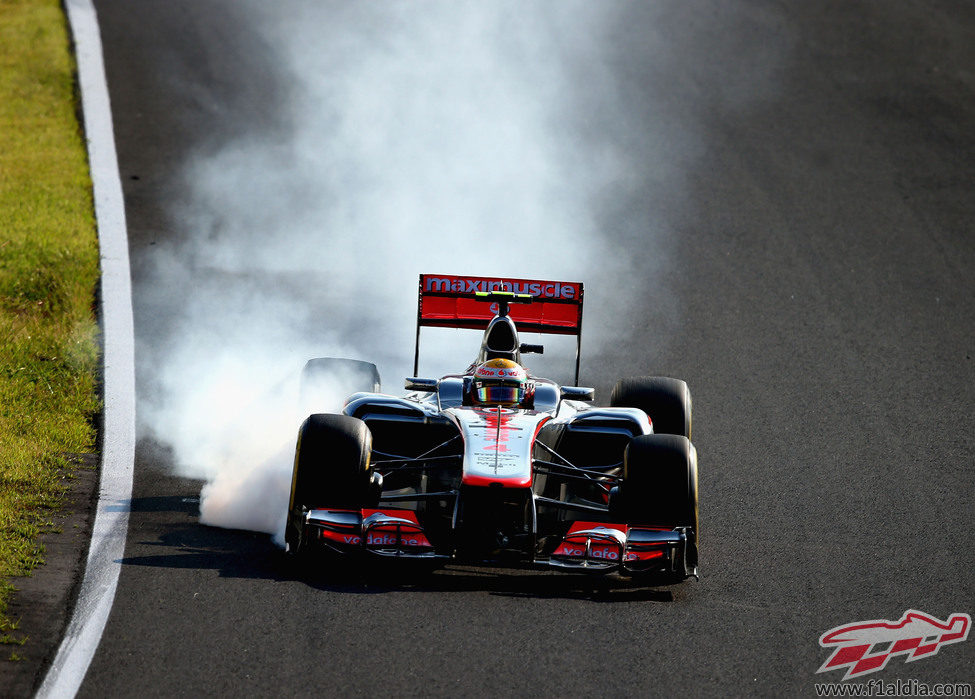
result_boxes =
[415,274,585,382]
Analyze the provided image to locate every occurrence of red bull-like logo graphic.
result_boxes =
[817,609,970,680]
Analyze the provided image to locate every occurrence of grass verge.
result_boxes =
[0,0,100,655]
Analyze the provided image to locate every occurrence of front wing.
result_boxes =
[298,507,694,578]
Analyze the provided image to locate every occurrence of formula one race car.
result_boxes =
[285,274,698,582]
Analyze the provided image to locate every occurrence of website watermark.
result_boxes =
[814,679,972,697]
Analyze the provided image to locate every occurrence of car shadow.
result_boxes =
[119,521,685,603]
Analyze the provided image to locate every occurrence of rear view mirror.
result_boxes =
[560,386,595,401]
[405,377,439,392]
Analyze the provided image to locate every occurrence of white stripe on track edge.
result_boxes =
[36,0,135,697]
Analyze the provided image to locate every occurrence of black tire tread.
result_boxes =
[610,376,692,439]
[620,433,698,532]
[289,413,372,511]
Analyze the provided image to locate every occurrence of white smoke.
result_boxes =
[137,1,695,543]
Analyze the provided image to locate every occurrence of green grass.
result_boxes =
[0,0,101,641]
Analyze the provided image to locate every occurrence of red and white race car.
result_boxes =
[285,274,698,582]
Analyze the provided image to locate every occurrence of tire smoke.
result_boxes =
[135,2,725,543]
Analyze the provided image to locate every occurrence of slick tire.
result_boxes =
[610,376,692,439]
[285,414,373,554]
[300,358,381,414]
[617,434,698,570]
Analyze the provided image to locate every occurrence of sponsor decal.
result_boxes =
[319,529,362,546]
[474,407,516,416]
[552,540,621,561]
[424,275,578,300]
[474,367,524,379]
[418,274,583,334]
[552,525,625,563]
[365,529,431,548]
[589,544,620,560]
[817,610,971,681]
[455,406,537,486]
[315,509,434,550]
[479,407,513,454]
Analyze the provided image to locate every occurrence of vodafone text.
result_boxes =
[366,532,425,547]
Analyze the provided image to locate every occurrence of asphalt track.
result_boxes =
[76,1,972,696]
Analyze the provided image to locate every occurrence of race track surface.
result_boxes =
[81,1,972,695]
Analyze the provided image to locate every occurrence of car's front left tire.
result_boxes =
[285,413,373,555]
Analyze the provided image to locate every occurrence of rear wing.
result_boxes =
[415,274,585,382]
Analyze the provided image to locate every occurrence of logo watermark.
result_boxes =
[817,610,971,681]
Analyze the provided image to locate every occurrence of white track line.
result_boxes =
[36,0,135,697]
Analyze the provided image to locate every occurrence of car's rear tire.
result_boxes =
[300,358,381,414]
[610,376,692,439]
[285,414,373,554]
[616,434,698,574]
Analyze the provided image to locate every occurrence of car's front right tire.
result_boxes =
[615,433,698,576]
[610,376,692,439]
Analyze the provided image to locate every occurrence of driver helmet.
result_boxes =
[471,359,531,407]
